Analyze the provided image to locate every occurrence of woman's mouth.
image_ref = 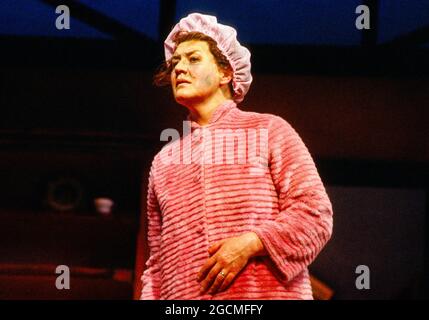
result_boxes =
[176,79,191,87]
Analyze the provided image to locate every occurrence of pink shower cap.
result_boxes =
[164,13,252,103]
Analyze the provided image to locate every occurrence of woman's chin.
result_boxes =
[174,93,199,105]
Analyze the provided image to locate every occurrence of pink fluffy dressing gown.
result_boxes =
[141,100,333,300]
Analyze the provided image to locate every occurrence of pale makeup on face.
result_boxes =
[170,41,224,105]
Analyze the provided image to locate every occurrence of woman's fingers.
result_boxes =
[218,272,235,292]
[208,239,227,256]
[208,269,228,294]
[199,263,222,294]
[198,235,257,295]
[197,255,217,282]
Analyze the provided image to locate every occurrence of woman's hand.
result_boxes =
[197,232,266,295]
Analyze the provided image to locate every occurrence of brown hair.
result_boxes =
[153,31,234,95]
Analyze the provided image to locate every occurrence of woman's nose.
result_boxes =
[174,59,187,74]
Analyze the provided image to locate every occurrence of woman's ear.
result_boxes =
[219,69,233,86]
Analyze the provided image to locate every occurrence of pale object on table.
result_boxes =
[94,197,114,216]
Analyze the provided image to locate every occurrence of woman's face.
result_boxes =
[170,40,225,105]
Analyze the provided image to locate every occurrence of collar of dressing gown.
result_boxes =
[185,99,237,131]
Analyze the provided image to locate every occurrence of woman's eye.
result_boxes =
[190,57,200,62]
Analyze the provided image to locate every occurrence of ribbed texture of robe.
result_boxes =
[141,100,333,300]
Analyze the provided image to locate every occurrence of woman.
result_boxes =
[141,13,333,300]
